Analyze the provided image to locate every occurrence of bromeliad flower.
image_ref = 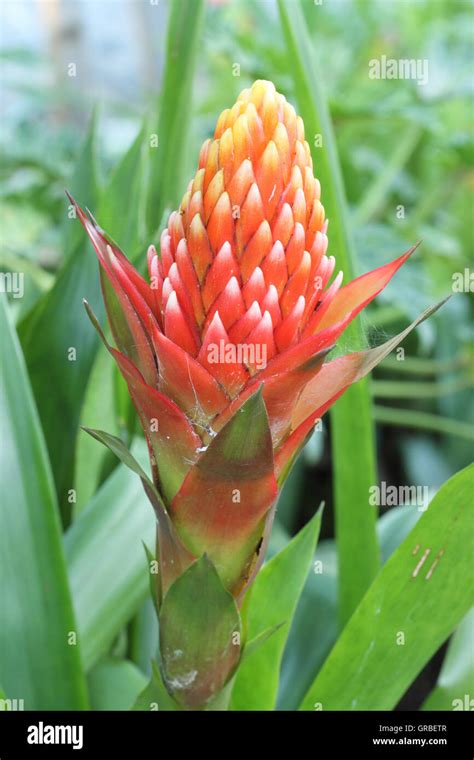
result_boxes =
[72,80,443,709]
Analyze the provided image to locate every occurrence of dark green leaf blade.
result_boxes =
[300,466,474,710]
[81,426,194,602]
[88,657,148,711]
[0,297,88,709]
[18,116,102,511]
[231,508,322,710]
[97,123,146,254]
[146,0,205,235]
[18,121,147,512]
[65,439,155,671]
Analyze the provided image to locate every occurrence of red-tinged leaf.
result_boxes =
[81,427,195,604]
[83,301,201,504]
[69,194,159,385]
[69,194,155,313]
[260,346,332,445]
[111,351,201,504]
[275,390,344,485]
[100,269,158,387]
[275,299,449,482]
[309,244,418,335]
[170,388,278,594]
[159,555,241,710]
[151,326,229,426]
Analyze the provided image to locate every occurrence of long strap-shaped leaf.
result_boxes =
[0,297,88,709]
[231,508,323,710]
[18,119,147,518]
[146,0,205,236]
[81,427,195,602]
[65,438,155,671]
[299,465,474,710]
[277,0,379,625]
[18,116,101,516]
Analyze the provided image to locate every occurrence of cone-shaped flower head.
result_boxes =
[74,80,427,608]
[150,79,330,391]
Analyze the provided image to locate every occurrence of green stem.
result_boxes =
[145,0,205,237]
[278,0,379,628]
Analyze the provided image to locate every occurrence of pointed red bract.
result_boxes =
[110,348,201,504]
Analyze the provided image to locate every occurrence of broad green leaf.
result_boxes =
[331,387,378,627]
[142,544,159,616]
[278,0,379,625]
[378,505,422,562]
[422,609,474,711]
[300,466,474,710]
[231,508,322,710]
[241,623,285,664]
[0,297,88,709]
[146,0,205,235]
[278,508,421,710]
[277,540,338,711]
[88,657,148,711]
[133,661,178,712]
[0,247,54,302]
[18,116,101,511]
[65,438,155,671]
[159,556,241,709]
[19,122,147,514]
[18,249,104,515]
[82,423,196,604]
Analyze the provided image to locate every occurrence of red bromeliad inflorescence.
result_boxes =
[73,80,440,707]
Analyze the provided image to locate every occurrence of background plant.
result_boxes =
[0,0,472,711]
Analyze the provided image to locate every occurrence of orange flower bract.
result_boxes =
[150,79,330,385]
